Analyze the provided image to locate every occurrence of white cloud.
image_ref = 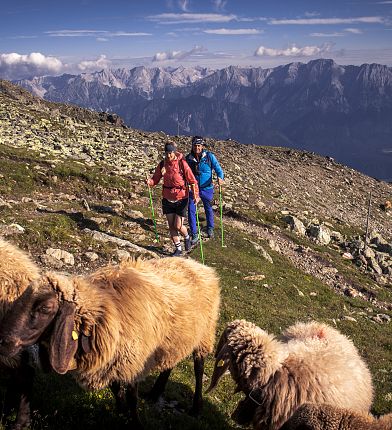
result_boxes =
[304,11,321,18]
[45,30,151,37]
[269,16,384,25]
[204,28,262,35]
[0,52,63,80]
[254,43,332,57]
[147,13,237,24]
[344,28,363,34]
[178,0,189,12]
[376,1,392,3]
[213,0,227,11]
[152,45,205,61]
[77,54,111,71]
[310,32,344,37]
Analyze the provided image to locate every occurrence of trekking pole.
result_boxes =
[146,174,159,243]
[219,184,225,248]
[192,185,205,265]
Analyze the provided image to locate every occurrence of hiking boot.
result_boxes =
[172,248,183,257]
[191,234,199,246]
[207,227,215,239]
[185,236,192,252]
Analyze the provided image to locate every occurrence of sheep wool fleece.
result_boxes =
[43,257,220,390]
[0,238,40,368]
[279,403,392,430]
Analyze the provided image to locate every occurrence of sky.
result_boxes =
[1,0,392,79]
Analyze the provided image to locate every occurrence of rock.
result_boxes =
[330,230,344,243]
[0,198,12,208]
[283,215,306,236]
[127,209,144,219]
[111,200,124,211]
[243,274,266,281]
[367,256,383,275]
[371,314,391,324]
[82,198,90,211]
[268,239,281,253]
[90,217,108,225]
[370,232,392,255]
[307,223,331,245]
[342,316,357,322]
[249,240,273,263]
[84,228,157,257]
[116,249,131,260]
[84,251,99,262]
[45,248,75,266]
[0,223,25,236]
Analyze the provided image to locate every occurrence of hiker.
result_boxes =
[186,136,224,245]
[146,142,199,257]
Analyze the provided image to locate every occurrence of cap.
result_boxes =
[165,143,177,153]
[191,136,205,146]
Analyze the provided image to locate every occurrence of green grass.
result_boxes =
[1,148,391,429]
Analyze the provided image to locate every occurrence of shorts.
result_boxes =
[162,198,189,217]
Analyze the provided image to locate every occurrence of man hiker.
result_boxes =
[186,136,224,245]
[147,142,199,257]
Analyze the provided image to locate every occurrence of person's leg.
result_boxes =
[200,188,215,237]
[176,199,192,251]
[166,213,180,244]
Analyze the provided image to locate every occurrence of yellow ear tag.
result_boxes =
[72,330,79,340]
[217,359,225,367]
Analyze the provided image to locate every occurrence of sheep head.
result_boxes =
[0,272,83,374]
[208,320,285,392]
[207,320,286,425]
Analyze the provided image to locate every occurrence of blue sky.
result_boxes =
[1,0,391,79]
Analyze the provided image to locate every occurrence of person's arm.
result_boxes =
[147,163,163,186]
[209,153,224,185]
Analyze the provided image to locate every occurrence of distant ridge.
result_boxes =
[17,59,392,180]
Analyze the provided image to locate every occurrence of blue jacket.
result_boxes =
[186,150,224,190]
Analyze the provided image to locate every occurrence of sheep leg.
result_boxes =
[189,353,204,416]
[3,353,34,430]
[110,381,128,413]
[146,369,172,402]
[110,382,143,429]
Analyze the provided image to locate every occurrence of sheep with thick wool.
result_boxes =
[279,403,392,430]
[0,257,220,427]
[0,238,41,429]
[207,320,373,430]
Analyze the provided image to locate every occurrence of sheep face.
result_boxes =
[0,285,59,357]
[0,274,80,375]
[207,320,285,426]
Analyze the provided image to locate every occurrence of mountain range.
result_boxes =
[17,59,392,181]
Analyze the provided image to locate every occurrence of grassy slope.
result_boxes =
[0,145,391,429]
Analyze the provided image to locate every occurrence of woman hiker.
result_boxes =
[186,136,225,246]
[147,142,200,257]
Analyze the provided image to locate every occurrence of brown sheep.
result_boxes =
[0,257,220,428]
[0,237,41,429]
[207,320,373,430]
[279,403,392,430]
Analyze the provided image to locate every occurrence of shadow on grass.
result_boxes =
[16,371,236,430]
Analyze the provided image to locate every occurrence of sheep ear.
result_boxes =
[206,343,231,393]
[49,301,78,374]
